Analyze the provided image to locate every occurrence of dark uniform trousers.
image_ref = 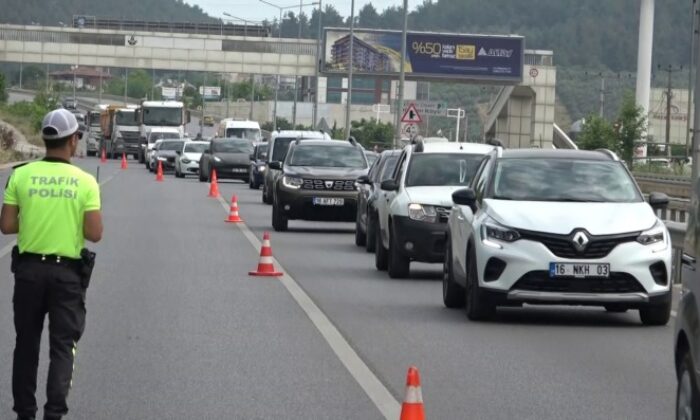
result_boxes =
[12,257,86,419]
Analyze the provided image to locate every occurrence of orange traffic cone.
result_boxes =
[100,148,106,163]
[156,160,164,182]
[208,169,220,198]
[249,232,283,277]
[121,153,128,170]
[400,366,425,420]
[225,195,243,223]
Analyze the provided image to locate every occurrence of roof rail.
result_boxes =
[348,136,358,146]
[486,138,506,148]
[594,148,618,160]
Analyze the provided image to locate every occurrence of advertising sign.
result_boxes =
[198,86,222,101]
[322,28,524,83]
[161,87,181,100]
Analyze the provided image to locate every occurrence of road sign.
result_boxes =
[400,101,447,117]
[529,67,539,78]
[402,123,419,137]
[401,104,423,123]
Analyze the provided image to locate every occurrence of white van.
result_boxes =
[217,119,262,142]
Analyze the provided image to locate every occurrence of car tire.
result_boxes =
[639,301,672,326]
[272,199,288,232]
[199,167,207,182]
[443,240,465,308]
[375,227,388,271]
[677,350,700,420]
[133,154,139,160]
[387,225,410,279]
[249,177,256,189]
[365,214,377,253]
[263,185,274,205]
[355,211,367,247]
[465,245,496,321]
[138,152,145,164]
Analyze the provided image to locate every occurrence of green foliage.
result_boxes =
[261,118,294,132]
[104,69,153,100]
[350,118,395,148]
[615,93,646,165]
[2,89,59,134]
[576,115,616,152]
[0,73,7,103]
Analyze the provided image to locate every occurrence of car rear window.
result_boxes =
[405,153,483,187]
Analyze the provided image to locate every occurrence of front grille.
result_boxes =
[512,271,645,294]
[167,157,175,163]
[302,179,356,191]
[517,229,639,259]
[435,206,451,223]
[121,132,140,141]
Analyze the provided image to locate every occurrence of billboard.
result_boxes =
[322,28,524,83]
[199,86,222,101]
[161,87,182,100]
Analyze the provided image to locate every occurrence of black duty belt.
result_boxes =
[19,252,81,267]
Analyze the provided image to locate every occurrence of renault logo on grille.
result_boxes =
[325,181,334,189]
[572,231,590,252]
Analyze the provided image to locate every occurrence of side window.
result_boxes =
[368,157,382,182]
[474,157,493,202]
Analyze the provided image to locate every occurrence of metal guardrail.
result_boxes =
[667,221,686,284]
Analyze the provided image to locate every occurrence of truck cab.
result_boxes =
[111,105,141,160]
[138,101,189,163]
[86,106,106,156]
[217,119,262,142]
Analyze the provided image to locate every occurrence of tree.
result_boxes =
[576,115,616,152]
[614,93,646,166]
[358,4,381,28]
[349,118,395,148]
[0,72,7,103]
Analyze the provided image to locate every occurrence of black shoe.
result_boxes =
[17,416,35,420]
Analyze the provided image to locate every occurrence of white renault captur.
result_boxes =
[374,140,495,278]
[443,148,673,325]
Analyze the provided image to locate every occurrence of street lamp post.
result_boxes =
[344,0,355,138]
[312,0,323,128]
[394,0,409,148]
[260,0,319,130]
[70,65,78,103]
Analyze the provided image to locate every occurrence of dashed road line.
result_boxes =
[216,196,401,420]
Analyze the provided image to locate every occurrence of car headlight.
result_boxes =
[637,220,667,246]
[214,156,222,163]
[282,176,303,189]
[408,203,438,223]
[258,165,266,172]
[181,158,191,164]
[481,217,520,248]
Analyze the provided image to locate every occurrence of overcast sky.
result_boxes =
[189,0,421,22]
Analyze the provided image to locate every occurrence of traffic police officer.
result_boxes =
[1,109,103,420]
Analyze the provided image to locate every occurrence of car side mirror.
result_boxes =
[452,188,478,213]
[269,161,283,170]
[380,179,399,191]
[648,192,669,210]
[175,150,182,155]
[357,175,370,185]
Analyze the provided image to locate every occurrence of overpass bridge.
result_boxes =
[0,24,567,146]
[0,24,316,75]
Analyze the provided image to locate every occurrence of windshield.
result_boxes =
[270,138,296,162]
[184,143,209,153]
[226,128,262,141]
[115,111,138,126]
[405,153,483,187]
[255,144,269,160]
[143,107,183,126]
[158,141,184,151]
[490,158,642,202]
[288,145,367,168]
[149,133,180,144]
[89,112,101,127]
[212,140,254,154]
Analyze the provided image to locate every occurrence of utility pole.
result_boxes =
[686,0,698,158]
[659,65,683,158]
[393,0,409,148]
[312,0,323,129]
[250,74,255,120]
[599,76,606,118]
[693,1,700,181]
[344,0,355,138]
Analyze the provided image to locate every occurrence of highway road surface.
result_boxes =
[0,157,677,419]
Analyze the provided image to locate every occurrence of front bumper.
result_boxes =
[213,163,250,179]
[156,158,176,170]
[179,160,200,174]
[276,185,358,221]
[474,228,673,307]
[392,216,448,263]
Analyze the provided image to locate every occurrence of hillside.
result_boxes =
[0,0,212,25]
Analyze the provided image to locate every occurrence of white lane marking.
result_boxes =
[216,196,401,419]
[0,170,117,259]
